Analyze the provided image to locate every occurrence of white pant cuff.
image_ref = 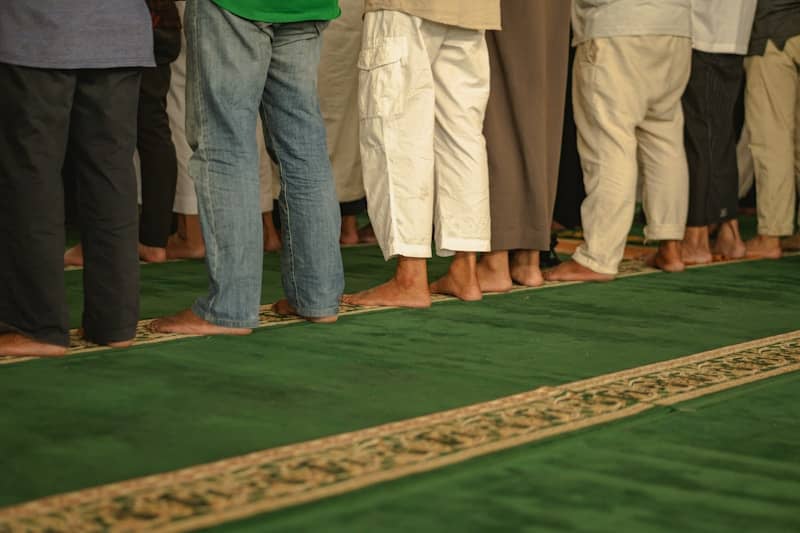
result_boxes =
[384,242,433,261]
[644,224,685,242]
[437,237,491,257]
[572,248,620,276]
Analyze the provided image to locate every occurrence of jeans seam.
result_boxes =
[190,1,220,316]
[265,122,301,310]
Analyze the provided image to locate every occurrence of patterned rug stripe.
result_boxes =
[1,331,798,532]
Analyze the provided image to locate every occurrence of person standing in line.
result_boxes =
[477,0,572,293]
[63,0,183,268]
[166,0,283,261]
[152,0,345,335]
[317,0,377,246]
[345,0,501,308]
[680,0,758,265]
[546,0,694,282]
[742,0,800,259]
[0,1,153,356]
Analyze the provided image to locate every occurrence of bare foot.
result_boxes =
[681,226,712,265]
[477,251,513,293]
[263,212,282,253]
[511,250,544,287]
[645,241,686,272]
[64,244,84,267]
[342,256,432,308]
[138,243,168,263]
[357,223,378,244]
[430,252,483,302]
[272,299,337,324]
[745,235,782,259]
[340,215,359,246]
[149,309,252,336]
[713,220,746,260]
[166,233,205,260]
[780,233,800,252]
[0,333,67,357]
[543,260,615,282]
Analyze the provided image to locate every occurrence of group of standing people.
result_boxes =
[1,0,799,357]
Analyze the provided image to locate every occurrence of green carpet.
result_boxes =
[227,372,800,533]
[2,254,799,512]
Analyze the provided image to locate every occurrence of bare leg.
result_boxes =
[342,256,431,308]
[713,219,746,259]
[340,215,359,245]
[0,332,67,357]
[262,212,282,252]
[544,259,615,282]
[64,243,84,267]
[138,243,167,263]
[357,222,377,244]
[149,308,252,335]
[430,252,483,302]
[681,226,713,265]
[272,299,337,323]
[781,233,800,251]
[510,250,544,287]
[645,240,686,272]
[166,214,206,259]
[477,251,513,293]
[745,234,782,259]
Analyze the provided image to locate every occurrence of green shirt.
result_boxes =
[212,0,340,22]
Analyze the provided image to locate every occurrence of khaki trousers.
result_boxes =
[744,36,800,236]
[359,10,491,259]
[572,36,692,275]
[318,0,365,203]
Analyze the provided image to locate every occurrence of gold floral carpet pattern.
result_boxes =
[1,256,747,367]
[1,331,798,533]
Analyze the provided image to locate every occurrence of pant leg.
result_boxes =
[745,38,799,237]
[431,24,492,256]
[709,54,745,224]
[359,10,437,260]
[169,1,197,215]
[261,21,344,318]
[319,0,367,205]
[186,0,270,328]
[683,50,713,227]
[0,64,73,346]
[571,38,644,275]
[638,38,692,241]
[138,63,178,247]
[70,69,141,344]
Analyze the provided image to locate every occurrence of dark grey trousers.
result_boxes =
[683,50,745,227]
[0,63,141,346]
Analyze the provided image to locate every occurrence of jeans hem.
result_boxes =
[191,301,258,329]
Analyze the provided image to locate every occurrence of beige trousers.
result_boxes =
[744,36,800,236]
[318,0,366,203]
[168,1,279,215]
[359,10,491,259]
[572,36,692,275]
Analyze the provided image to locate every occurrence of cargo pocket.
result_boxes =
[357,38,408,119]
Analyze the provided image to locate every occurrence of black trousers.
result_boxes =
[554,43,585,229]
[340,198,367,217]
[0,63,141,346]
[138,62,178,247]
[683,50,744,227]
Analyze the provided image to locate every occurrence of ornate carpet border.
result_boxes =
[1,331,798,532]
[6,254,788,366]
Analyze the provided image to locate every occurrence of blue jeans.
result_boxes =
[185,0,344,326]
